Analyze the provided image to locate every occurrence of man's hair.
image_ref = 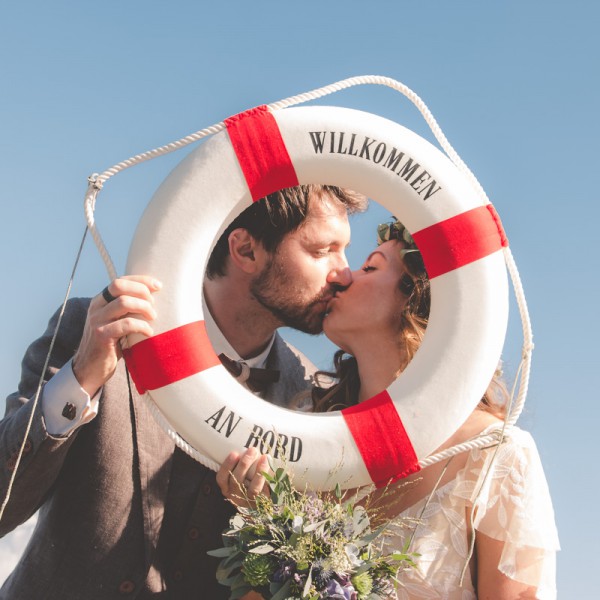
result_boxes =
[206,184,367,279]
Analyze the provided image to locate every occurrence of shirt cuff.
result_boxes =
[41,359,101,436]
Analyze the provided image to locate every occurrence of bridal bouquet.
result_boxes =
[209,467,417,599]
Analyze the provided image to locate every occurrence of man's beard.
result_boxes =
[250,257,332,335]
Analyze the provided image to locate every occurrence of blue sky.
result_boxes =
[1,1,598,595]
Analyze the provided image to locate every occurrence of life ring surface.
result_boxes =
[124,105,509,490]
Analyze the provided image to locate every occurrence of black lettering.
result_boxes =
[289,437,303,462]
[330,131,336,154]
[205,406,225,429]
[309,131,326,154]
[217,411,242,437]
[419,180,442,200]
[347,133,359,156]
[205,406,242,438]
[383,148,405,171]
[410,170,431,191]
[245,424,264,449]
[359,137,376,160]
[260,430,276,454]
[336,132,348,154]
[273,434,289,459]
[372,142,387,164]
[398,158,420,181]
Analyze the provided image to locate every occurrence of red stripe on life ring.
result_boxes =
[123,321,221,394]
[413,204,508,279]
[225,106,299,201]
[342,390,420,487]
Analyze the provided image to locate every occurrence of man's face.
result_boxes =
[250,196,352,334]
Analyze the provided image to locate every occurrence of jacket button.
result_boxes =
[23,439,33,454]
[118,580,135,594]
[173,569,183,582]
[6,455,17,472]
[188,527,200,540]
[202,483,212,496]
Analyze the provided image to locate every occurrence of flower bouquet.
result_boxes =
[208,467,417,599]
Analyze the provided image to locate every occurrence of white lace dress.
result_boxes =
[389,426,559,599]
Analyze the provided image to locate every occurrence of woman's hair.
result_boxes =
[309,219,508,417]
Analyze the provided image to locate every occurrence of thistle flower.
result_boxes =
[351,571,373,599]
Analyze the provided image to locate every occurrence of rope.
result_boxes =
[80,75,533,479]
[0,228,89,524]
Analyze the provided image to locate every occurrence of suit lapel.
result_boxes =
[265,333,316,407]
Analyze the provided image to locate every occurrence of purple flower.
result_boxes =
[273,561,295,583]
[325,578,357,600]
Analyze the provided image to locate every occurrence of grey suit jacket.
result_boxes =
[0,298,315,599]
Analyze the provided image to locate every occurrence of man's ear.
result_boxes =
[228,229,265,274]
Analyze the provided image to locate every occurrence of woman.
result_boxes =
[218,220,559,599]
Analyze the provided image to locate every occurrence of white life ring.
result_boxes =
[124,105,509,490]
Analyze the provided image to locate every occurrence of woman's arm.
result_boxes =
[476,531,538,599]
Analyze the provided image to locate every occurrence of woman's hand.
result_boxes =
[216,447,271,507]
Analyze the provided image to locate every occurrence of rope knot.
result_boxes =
[522,342,535,358]
[87,173,104,190]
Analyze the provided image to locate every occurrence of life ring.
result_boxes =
[123,105,509,490]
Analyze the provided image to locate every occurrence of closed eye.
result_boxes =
[362,265,376,273]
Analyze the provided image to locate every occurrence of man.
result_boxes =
[0,184,366,599]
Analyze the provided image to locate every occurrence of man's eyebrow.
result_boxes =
[307,238,346,248]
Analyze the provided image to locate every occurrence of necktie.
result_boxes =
[218,353,280,393]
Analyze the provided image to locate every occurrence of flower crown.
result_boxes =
[376,220,420,257]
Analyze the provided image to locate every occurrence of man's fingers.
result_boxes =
[94,276,162,308]
[101,295,158,325]
[96,317,155,345]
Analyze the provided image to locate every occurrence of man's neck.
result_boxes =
[204,275,280,360]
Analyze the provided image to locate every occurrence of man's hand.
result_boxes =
[72,275,162,396]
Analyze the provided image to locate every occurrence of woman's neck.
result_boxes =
[351,336,405,403]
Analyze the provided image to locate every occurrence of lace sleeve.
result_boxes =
[461,427,560,599]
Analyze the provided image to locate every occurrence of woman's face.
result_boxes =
[323,240,410,354]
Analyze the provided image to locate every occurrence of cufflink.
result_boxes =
[62,402,77,421]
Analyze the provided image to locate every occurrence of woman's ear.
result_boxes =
[228,228,264,274]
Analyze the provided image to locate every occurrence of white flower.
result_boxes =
[345,543,362,567]
[292,515,304,533]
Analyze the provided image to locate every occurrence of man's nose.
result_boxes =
[327,266,353,288]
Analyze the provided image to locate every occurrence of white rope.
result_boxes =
[0,228,89,524]
[82,75,533,478]
[142,395,220,473]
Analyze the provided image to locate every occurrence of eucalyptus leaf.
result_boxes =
[270,578,293,600]
[303,565,314,597]
[302,519,327,533]
[249,543,275,554]
[207,546,234,558]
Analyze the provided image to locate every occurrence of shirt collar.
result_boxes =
[203,299,276,369]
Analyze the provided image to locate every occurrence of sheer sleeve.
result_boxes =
[456,427,560,599]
